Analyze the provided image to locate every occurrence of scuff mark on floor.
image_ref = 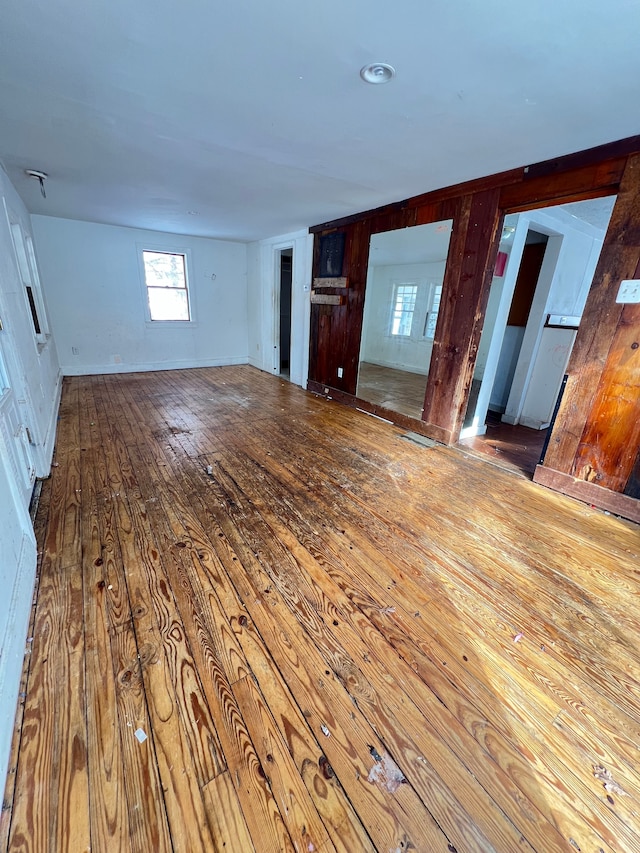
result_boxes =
[367,749,406,793]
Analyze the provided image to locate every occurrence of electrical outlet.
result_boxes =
[72,346,79,355]
[113,354,122,364]
[337,367,343,378]
[617,280,640,304]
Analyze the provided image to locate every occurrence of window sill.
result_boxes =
[144,320,197,328]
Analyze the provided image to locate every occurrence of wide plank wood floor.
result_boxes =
[356,362,427,419]
[3,365,640,852]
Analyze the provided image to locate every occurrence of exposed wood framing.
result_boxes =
[307,134,640,518]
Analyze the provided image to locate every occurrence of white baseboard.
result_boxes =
[519,416,550,431]
[61,355,249,377]
[361,358,430,376]
[40,370,63,472]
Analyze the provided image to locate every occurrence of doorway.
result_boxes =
[278,248,292,378]
[459,195,616,476]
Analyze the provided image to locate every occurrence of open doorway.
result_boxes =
[278,248,293,378]
[459,195,616,477]
[356,219,453,418]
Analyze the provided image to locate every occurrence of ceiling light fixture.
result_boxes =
[360,63,396,85]
[25,169,48,198]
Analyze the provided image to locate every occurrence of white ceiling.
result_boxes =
[370,220,453,266]
[1,0,639,242]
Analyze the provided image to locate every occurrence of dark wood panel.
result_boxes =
[421,189,503,442]
[340,220,372,393]
[522,134,640,180]
[500,159,625,212]
[542,154,640,479]
[307,135,640,509]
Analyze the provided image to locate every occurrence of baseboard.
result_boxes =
[361,358,430,376]
[61,355,249,377]
[534,465,640,523]
[40,369,63,471]
[519,416,550,431]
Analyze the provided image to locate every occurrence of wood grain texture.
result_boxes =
[543,154,640,486]
[307,136,640,514]
[421,189,502,441]
[572,300,640,490]
[4,365,640,853]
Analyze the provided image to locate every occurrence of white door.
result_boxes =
[0,305,38,790]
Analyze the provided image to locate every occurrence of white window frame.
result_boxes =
[423,282,443,340]
[138,245,194,325]
[389,282,419,337]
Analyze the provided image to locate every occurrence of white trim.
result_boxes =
[136,243,195,324]
[3,204,50,347]
[272,244,294,376]
[61,355,249,376]
[40,370,63,472]
[251,229,313,389]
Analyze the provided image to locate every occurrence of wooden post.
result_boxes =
[421,189,502,444]
[539,153,640,494]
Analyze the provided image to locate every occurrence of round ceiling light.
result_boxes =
[360,63,396,84]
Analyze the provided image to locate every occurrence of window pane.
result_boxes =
[143,251,186,288]
[391,284,417,336]
[148,287,189,321]
[424,284,443,339]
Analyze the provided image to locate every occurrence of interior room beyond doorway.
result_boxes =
[458,195,616,477]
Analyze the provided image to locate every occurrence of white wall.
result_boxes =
[31,216,249,375]
[463,207,606,437]
[0,166,61,792]
[247,229,313,389]
[504,211,604,428]
[360,262,446,374]
[474,244,513,382]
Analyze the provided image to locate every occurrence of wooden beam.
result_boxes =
[421,189,503,444]
[542,153,640,486]
[500,159,625,212]
[533,465,640,524]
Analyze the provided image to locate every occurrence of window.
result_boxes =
[423,284,443,339]
[390,283,418,336]
[141,250,190,321]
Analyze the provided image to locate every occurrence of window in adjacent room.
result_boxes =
[390,283,418,336]
[141,250,191,321]
[423,283,443,339]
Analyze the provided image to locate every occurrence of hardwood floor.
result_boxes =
[458,411,548,478]
[3,365,640,852]
[356,362,427,419]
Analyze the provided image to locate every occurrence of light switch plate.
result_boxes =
[617,280,640,304]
